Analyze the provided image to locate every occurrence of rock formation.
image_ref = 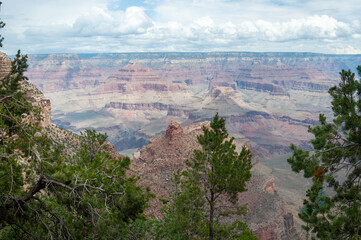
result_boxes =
[0,52,11,79]
[165,120,183,143]
[131,120,301,240]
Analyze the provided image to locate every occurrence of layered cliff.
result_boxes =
[25,52,360,159]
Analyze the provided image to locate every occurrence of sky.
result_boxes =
[1,0,361,54]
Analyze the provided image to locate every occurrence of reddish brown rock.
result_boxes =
[131,120,301,239]
[101,141,121,159]
[131,121,208,218]
[165,120,183,142]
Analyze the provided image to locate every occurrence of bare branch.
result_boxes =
[0,95,11,102]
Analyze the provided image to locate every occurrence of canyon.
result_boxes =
[25,52,361,158]
[24,52,361,238]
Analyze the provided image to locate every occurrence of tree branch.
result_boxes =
[19,175,45,203]
[0,95,11,102]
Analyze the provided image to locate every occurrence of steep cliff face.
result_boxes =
[131,120,301,240]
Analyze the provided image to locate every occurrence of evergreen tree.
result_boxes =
[162,113,256,240]
[288,67,361,239]
[0,52,151,238]
[0,4,151,238]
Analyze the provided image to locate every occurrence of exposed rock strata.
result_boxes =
[100,62,187,94]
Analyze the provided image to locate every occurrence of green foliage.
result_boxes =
[80,129,108,162]
[0,56,151,238]
[288,67,361,239]
[0,16,151,239]
[159,113,256,240]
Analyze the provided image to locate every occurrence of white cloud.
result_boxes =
[251,15,353,41]
[72,6,153,36]
[1,0,361,54]
[147,15,356,43]
[119,7,154,34]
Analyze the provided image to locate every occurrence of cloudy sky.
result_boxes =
[1,0,361,54]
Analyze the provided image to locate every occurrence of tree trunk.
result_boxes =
[209,190,214,240]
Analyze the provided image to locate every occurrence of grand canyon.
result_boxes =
[24,52,361,239]
[25,52,361,157]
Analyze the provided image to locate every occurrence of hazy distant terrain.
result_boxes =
[26,52,361,158]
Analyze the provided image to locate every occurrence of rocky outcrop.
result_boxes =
[131,121,209,217]
[165,120,183,143]
[0,52,11,79]
[108,62,160,82]
[0,52,51,128]
[21,80,52,128]
[211,86,235,98]
[131,120,301,240]
[38,99,51,127]
[264,178,276,194]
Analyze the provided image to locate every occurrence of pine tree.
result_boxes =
[162,113,256,240]
[288,67,361,239]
